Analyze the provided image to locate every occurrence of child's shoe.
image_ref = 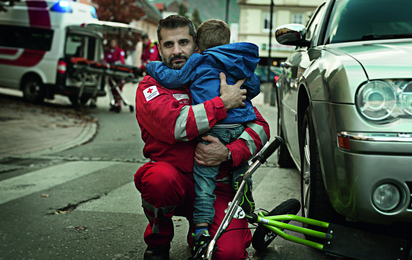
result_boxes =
[189,229,211,260]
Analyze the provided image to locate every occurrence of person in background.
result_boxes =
[104,38,125,112]
[145,18,261,259]
[139,34,160,76]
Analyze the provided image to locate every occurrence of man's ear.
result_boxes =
[194,38,200,53]
[157,42,163,57]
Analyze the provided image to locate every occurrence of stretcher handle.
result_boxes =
[255,136,283,164]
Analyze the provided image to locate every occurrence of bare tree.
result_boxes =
[93,0,145,24]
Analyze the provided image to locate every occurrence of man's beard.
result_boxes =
[162,54,188,70]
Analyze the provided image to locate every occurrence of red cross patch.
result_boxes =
[143,86,159,101]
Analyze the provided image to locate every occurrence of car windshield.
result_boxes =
[325,0,412,44]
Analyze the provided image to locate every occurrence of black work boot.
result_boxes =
[143,244,170,260]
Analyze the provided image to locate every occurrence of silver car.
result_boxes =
[275,0,412,229]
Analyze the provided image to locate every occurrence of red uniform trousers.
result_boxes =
[134,161,252,260]
[108,77,124,107]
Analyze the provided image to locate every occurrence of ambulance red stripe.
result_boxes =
[0,0,50,67]
[0,48,18,55]
[26,0,51,28]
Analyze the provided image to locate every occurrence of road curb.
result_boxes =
[18,121,99,158]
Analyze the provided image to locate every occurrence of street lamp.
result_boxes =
[225,0,230,24]
[267,0,274,82]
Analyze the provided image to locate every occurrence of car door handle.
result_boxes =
[281,62,292,69]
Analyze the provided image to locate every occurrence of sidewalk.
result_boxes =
[0,92,98,161]
[0,87,276,172]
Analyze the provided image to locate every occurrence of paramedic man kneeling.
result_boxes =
[134,15,270,260]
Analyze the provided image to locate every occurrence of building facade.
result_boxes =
[238,0,323,66]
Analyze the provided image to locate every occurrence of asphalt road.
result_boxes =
[0,83,338,260]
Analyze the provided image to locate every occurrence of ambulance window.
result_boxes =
[0,25,53,51]
[66,34,100,61]
[66,35,86,57]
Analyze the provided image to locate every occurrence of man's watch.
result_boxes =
[226,149,232,161]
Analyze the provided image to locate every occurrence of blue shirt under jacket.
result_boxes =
[146,42,260,124]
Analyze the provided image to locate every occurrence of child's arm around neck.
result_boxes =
[145,53,204,89]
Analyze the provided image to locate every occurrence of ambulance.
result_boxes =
[0,0,105,105]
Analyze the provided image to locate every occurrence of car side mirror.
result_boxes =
[275,24,310,47]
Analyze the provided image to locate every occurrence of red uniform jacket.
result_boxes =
[104,46,125,64]
[135,75,270,175]
[140,40,160,70]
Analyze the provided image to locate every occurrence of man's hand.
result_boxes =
[219,72,247,111]
[195,135,229,166]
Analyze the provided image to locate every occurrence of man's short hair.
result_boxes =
[157,15,196,43]
[197,19,230,52]
[142,34,149,40]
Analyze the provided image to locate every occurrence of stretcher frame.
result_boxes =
[69,57,139,112]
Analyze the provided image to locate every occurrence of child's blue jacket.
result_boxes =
[146,42,260,124]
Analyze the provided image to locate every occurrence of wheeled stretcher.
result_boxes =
[69,57,140,112]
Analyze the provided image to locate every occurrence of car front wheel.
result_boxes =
[300,107,335,222]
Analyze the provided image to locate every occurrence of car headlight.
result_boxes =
[398,81,412,116]
[356,80,412,122]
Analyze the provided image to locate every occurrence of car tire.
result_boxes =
[277,101,296,168]
[300,107,344,237]
[22,75,46,103]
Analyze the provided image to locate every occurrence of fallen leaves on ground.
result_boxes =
[1,96,96,125]
[75,226,87,230]
[53,210,69,214]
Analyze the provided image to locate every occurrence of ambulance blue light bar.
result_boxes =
[90,6,98,18]
[50,1,73,13]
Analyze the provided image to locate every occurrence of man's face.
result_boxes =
[142,38,149,47]
[158,26,195,70]
[110,40,117,49]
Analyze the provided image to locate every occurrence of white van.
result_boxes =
[0,0,105,105]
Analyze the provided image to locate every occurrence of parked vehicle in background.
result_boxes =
[275,0,412,236]
[254,65,281,106]
[254,65,281,84]
[0,0,105,105]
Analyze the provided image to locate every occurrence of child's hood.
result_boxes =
[203,42,260,79]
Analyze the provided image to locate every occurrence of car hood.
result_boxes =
[334,39,412,80]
